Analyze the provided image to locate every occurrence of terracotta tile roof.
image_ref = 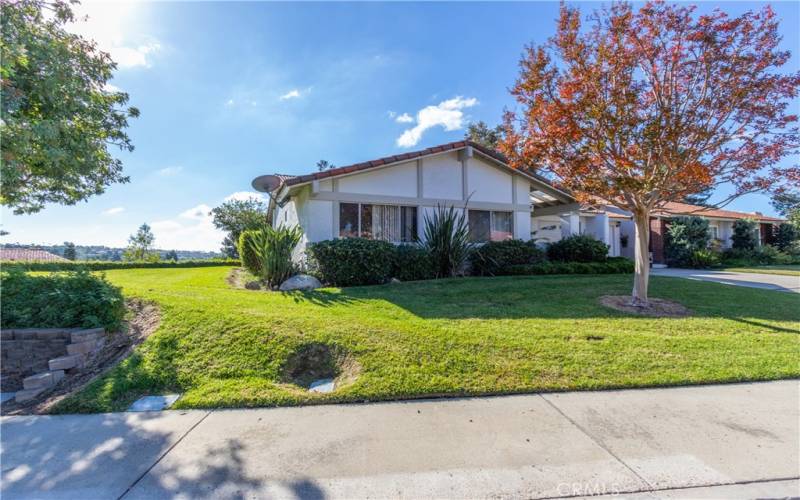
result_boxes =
[0,248,68,262]
[280,140,563,193]
[653,201,783,222]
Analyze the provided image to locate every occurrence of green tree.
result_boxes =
[682,187,714,207]
[664,217,711,266]
[124,223,157,261]
[731,219,759,250]
[1,0,139,214]
[771,191,800,227]
[774,223,798,252]
[465,121,504,150]
[210,198,267,258]
[316,160,335,171]
[63,241,76,261]
[164,249,179,261]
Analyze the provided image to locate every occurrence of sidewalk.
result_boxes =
[652,267,800,293]
[2,380,798,499]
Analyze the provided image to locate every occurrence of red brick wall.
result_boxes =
[649,217,667,264]
[760,223,775,245]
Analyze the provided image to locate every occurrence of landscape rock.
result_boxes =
[279,274,322,292]
[389,278,401,284]
[244,280,262,290]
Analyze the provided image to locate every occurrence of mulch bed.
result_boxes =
[599,295,692,318]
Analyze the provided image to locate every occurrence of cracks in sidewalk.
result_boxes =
[538,393,656,491]
[117,410,213,500]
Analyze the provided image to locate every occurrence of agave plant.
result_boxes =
[247,224,303,288]
[422,204,473,278]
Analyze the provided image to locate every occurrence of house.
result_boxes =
[252,140,572,261]
[532,200,783,264]
[0,247,68,262]
[252,140,782,266]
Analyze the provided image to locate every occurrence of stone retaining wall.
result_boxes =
[1,329,77,391]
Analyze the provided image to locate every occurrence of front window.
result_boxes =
[339,203,417,242]
[708,226,719,240]
[469,210,514,242]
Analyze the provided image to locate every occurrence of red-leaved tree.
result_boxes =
[500,1,799,306]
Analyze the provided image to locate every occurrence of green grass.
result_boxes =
[721,265,800,276]
[53,267,800,413]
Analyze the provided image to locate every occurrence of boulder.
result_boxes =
[244,280,262,290]
[389,278,401,284]
[279,274,322,291]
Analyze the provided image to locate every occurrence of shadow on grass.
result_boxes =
[282,274,800,326]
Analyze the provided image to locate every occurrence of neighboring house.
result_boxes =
[252,140,781,266]
[0,248,67,262]
[532,200,783,264]
[252,140,572,261]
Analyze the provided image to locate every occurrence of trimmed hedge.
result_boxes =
[237,230,262,276]
[506,257,634,276]
[469,239,545,276]
[2,259,240,271]
[546,235,609,262]
[393,244,436,282]
[307,238,396,286]
[1,269,125,331]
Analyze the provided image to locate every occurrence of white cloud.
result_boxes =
[156,166,183,176]
[102,207,125,215]
[279,89,301,100]
[67,2,161,69]
[103,82,121,93]
[225,99,235,106]
[395,113,414,124]
[224,191,268,203]
[396,96,478,148]
[179,204,213,221]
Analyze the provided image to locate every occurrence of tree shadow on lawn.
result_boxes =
[285,274,800,330]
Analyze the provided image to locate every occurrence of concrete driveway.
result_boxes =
[2,380,798,499]
[652,267,800,293]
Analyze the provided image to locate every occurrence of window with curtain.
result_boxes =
[339,203,417,242]
[468,210,514,242]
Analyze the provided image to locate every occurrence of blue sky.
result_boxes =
[3,1,799,251]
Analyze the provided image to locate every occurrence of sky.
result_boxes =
[3,1,799,251]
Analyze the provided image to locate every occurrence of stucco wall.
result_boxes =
[422,152,462,200]
[338,161,417,197]
[468,157,512,203]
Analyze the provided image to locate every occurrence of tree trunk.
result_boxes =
[631,209,651,306]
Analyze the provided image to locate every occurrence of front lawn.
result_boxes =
[54,267,800,413]
[721,265,800,277]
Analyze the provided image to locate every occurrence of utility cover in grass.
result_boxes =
[309,378,335,393]
[127,394,181,411]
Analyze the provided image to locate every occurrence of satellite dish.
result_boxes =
[251,175,282,193]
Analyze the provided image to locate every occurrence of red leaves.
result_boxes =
[501,1,800,211]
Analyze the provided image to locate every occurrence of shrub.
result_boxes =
[237,230,263,276]
[546,234,608,262]
[688,249,720,268]
[1,259,239,272]
[731,219,759,250]
[469,239,546,276]
[664,216,711,266]
[1,269,125,331]
[506,257,634,275]
[774,223,799,252]
[392,244,435,282]
[721,245,795,266]
[307,238,395,286]
[422,204,473,277]
[247,225,302,288]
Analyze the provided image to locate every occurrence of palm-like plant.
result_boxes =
[422,204,473,278]
[248,224,303,288]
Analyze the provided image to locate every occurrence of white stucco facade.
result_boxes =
[267,145,568,262]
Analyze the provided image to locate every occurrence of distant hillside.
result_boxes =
[1,243,223,261]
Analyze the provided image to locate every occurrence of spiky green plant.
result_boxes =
[247,224,303,288]
[422,204,473,278]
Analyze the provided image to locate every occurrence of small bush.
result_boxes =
[721,245,796,266]
[1,269,125,331]
[506,257,633,276]
[732,219,759,250]
[688,249,721,268]
[2,259,239,272]
[422,204,473,277]
[469,239,545,276]
[308,238,396,286]
[774,223,799,252]
[247,225,302,287]
[393,245,435,281]
[664,216,711,267]
[237,230,263,276]
[546,235,608,262]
